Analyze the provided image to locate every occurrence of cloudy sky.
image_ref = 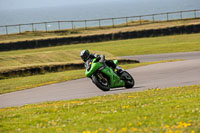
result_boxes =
[0,0,121,10]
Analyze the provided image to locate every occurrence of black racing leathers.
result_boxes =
[84,54,117,69]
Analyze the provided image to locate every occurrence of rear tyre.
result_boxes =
[92,73,110,91]
[120,71,135,88]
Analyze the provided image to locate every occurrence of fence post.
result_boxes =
[194,10,197,18]
[126,17,128,26]
[166,13,169,21]
[152,15,155,23]
[71,21,74,29]
[85,20,87,30]
[99,19,101,28]
[112,18,114,27]
[45,22,48,32]
[18,24,21,33]
[58,21,61,30]
[139,16,142,24]
[32,23,34,32]
[180,11,182,19]
[5,25,8,34]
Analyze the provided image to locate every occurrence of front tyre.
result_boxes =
[92,73,110,91]
[120,71,135,88]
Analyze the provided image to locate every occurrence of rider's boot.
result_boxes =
[116,66,124,75]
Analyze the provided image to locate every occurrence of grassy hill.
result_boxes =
[0,33,200,72]
[0,85,199,133]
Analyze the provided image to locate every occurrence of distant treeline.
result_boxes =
[0,24,200,51]
[0,59,139,79]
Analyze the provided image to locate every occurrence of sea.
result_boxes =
[0,0,200,34]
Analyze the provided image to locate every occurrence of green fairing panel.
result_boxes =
[113,60,118,65]
[101,67,125,88]
[85,61,103,77]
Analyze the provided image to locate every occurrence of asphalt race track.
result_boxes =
[0,51,200,108]
[121,51,200,62]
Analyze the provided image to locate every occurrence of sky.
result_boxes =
[0,0,120,10]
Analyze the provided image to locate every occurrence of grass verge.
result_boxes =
[0,60,180,94]
[0,84,199,133]
[0,33,200,72]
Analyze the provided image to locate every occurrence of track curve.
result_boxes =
[0,52,200,108]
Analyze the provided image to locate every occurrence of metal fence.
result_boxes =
[0,9,200,35]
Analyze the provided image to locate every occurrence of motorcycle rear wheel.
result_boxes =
[120,71,135,88]
[92,73,110,91]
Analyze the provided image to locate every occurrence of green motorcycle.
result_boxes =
[85,57,135,91]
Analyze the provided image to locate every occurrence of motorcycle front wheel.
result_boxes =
[92,73,110,91]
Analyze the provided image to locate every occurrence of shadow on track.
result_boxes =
[109,86,144,92]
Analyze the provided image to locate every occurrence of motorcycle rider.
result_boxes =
[80,50,124,75]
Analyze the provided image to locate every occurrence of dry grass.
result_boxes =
[0,50,115,72]
[1,33,200,73]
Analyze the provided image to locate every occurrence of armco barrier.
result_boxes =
[0,24,200,51]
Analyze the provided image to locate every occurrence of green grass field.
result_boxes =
[1,85,199,133]
[0,33,200,72]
